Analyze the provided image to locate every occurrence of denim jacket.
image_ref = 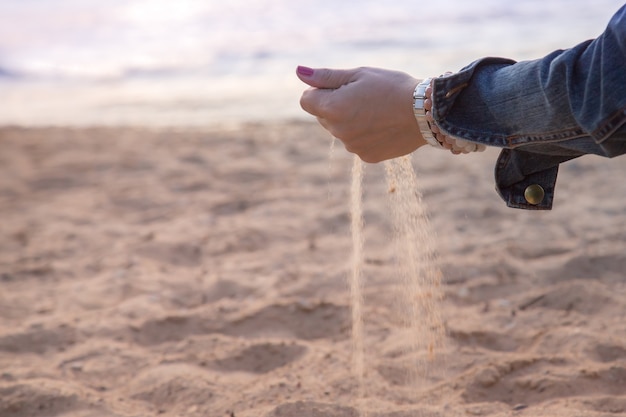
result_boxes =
[431,4,626,210]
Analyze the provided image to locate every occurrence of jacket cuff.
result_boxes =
[494,149,559,210]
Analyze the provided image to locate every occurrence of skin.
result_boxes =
[296,66,428,163]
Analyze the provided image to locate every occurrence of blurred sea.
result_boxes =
[0,0,623,127]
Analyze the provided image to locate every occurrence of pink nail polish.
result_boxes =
[297,66,314,77]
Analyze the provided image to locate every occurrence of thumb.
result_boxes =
[296,66,357,89]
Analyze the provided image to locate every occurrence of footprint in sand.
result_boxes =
[135,241,203,268]
[129,301,349,346]
[519,281,620,315]
[126,363,217,415]
[463,357,626,408]
[548,252,626,283]
[266,401,442,417]
[0,381,84,417]
[0,324,78,355]
[222,302,349,341]
[209,342,307,374]
[447,328,521,353]
[266,401,358,417]
[593,343,626,363]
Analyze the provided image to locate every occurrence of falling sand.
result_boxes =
[349,156,366,407]
[383,157,445,369]
[348,154,445,411]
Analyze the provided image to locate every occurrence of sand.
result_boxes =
[1,122,625,417]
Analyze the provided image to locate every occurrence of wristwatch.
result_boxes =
[413,78,443,148]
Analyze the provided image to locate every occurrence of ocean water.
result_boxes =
[0,0,623,126]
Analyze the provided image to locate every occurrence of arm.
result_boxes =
[433,4,626,209]
[297,4,626,209]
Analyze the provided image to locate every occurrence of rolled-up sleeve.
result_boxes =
[430,4,626,209]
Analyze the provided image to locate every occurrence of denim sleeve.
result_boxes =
[430,4,626,210]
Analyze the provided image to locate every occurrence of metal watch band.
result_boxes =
[413,78,443,148]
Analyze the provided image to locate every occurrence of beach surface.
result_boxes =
[1,123,625,416]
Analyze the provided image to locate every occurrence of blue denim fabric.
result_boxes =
[431,4,626,210]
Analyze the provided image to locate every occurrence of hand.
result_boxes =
[296,66,427,163]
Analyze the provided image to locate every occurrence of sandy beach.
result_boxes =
[1,122,625,417]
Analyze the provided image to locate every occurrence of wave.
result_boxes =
[0,64,194,83]
[0,66,20,79]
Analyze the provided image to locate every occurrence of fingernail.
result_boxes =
[297,66,314,77]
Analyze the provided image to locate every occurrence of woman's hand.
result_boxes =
[297,66,427,163]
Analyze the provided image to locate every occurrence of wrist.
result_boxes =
[413,76,486,154]
[413,78,441,148]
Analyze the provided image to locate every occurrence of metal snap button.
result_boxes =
[524,184,545,205]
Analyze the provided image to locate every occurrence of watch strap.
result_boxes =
[413,78,443,148]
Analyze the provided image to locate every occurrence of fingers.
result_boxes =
[296,66,358,90]
[296,66,363,119]
[299,87,333,118]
